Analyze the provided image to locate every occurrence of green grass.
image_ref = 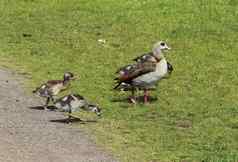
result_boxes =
[0,0,238,161]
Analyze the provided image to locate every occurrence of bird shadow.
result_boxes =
[49,118,97,124]
[28,105,57,111]
[111,96,158,104]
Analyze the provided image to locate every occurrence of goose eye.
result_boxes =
[160,42,165,46]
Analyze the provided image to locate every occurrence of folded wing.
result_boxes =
[114,61,156,89]
[133,52,156,63]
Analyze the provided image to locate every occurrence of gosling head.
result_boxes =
[63,72,75,81]
[88,104,102,116]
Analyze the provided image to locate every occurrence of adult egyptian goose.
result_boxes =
[33,72,75,109]
[114,41,171,103]
[54,94,101,122]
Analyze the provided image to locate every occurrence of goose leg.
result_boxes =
[143,89,149,104]
[129,88,136,104]
[67,115,72,124]
[67,105,72,124]
[44,97,50,110]
[51,96,56,103]
[45,96,55,111]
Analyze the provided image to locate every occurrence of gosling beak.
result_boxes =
[71,76,78,80]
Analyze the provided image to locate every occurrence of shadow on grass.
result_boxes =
[29,105,57,111]
[111,96,158,104]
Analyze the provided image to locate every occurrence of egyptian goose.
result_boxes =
[114,41,171,103]
[33,72,75,109]
[54,94,101,122]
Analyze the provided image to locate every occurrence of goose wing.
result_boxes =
[46,80,63,86]
[167,61,173,74]
[32,83,51,96]
[133,52,156,63]
[115,61,156,83]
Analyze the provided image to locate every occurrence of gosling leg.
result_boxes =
[44,97,50,110]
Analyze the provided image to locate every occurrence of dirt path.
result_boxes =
[0,69,118,162]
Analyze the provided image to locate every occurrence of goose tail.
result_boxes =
[114,82,133,91]
[113,82,121,90]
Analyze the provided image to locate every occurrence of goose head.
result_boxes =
[88,104,102,116]
[152,41,171,59]
[63,72,75,81]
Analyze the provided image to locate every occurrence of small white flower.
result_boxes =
[98,39,106,44]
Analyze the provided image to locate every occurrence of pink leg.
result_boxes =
[144,89,149,103]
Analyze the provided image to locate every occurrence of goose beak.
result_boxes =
[165,45,171,50]
[71,76,78,80]
[97,112,102,117]
[164,46,171,52]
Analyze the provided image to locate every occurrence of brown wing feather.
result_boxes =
[115,64,132,74]
[115,52,155,73]
[46,80,63,86]
[116,62,156,82]
[133,52,155,63]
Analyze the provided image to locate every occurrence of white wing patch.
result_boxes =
[62,96,68,101]
[126,66,132,70]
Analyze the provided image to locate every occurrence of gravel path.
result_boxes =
[0,69,118,162]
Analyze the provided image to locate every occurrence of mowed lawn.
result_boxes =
[0,0,238,161]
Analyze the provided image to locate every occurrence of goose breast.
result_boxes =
[133,59,168,87]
